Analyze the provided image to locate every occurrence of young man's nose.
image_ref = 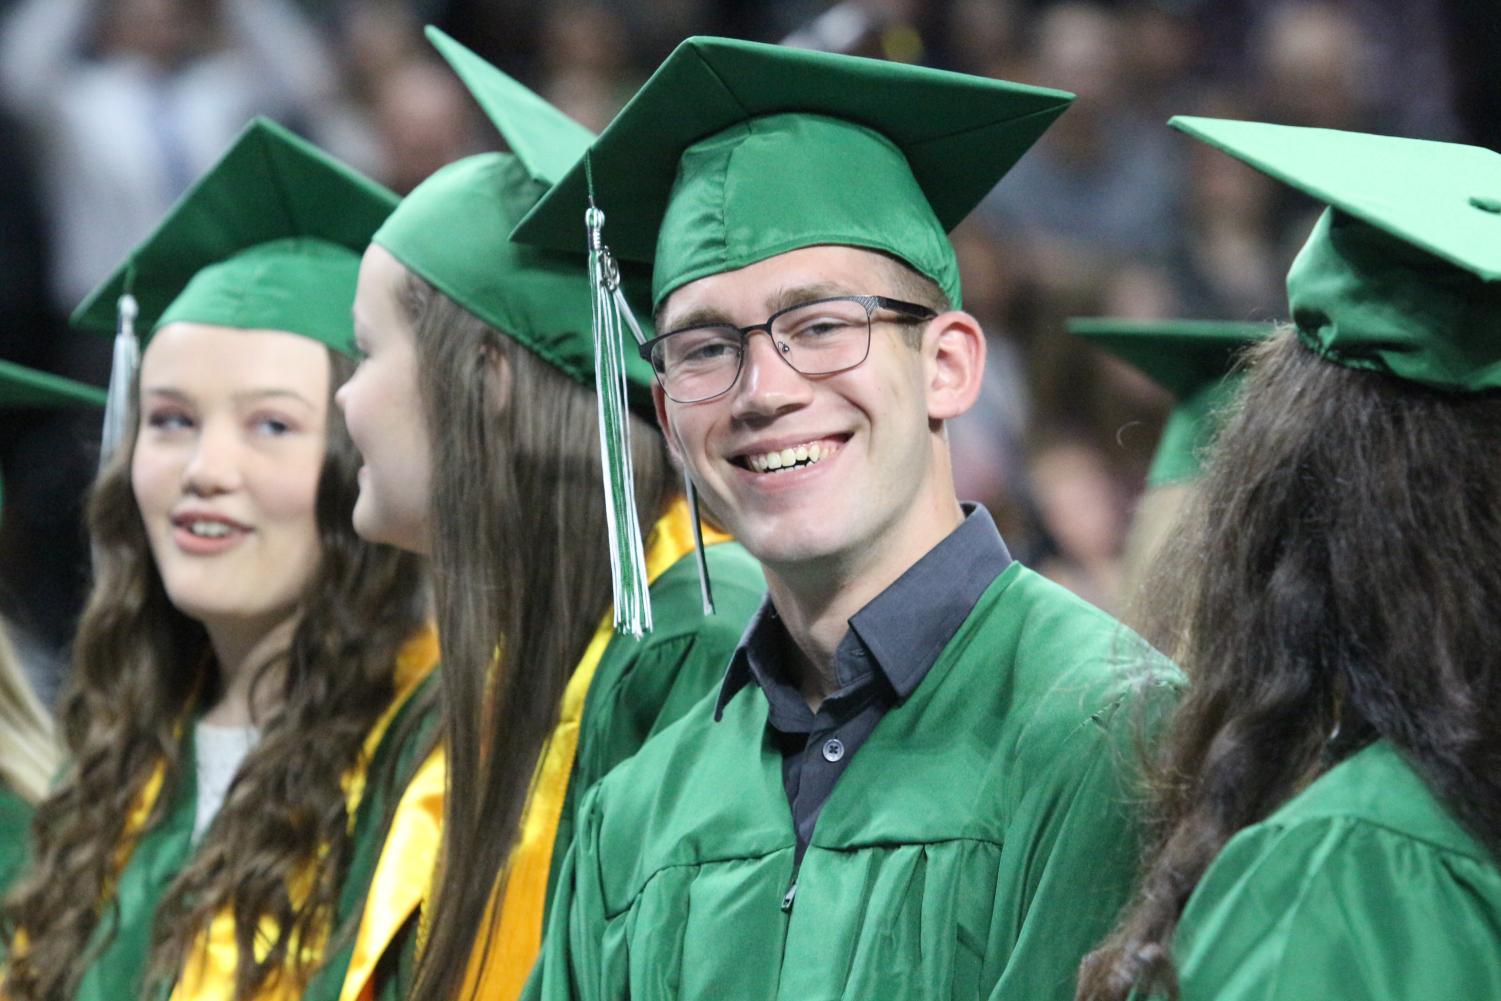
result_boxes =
[729,331,812,421]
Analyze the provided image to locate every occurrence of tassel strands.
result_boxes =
[100,293,140,468]
[585,171,653,636]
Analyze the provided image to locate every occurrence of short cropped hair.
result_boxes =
[877,252,951,348]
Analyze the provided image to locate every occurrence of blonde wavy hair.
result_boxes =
[0,622,58,804]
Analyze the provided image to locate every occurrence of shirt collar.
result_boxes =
[715,597,780,721]
[715,504,1012,719]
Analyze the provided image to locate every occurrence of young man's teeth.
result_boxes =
[747,441,832,473]
[189,521,232,538]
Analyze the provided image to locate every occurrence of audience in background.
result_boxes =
[0,0,1480,692]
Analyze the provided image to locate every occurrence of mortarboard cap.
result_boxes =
[385,27,665,634]
[1068,318,1271,486]
[372,26,656,409]
[512,36,1075,310]
[1171,116,1501,395]
[0,359,107,411]
[0,359,106,512]
[72,118,398,356]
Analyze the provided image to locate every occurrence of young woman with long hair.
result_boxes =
[335,31,765,1001]
[0,361,105,898]
[0,119,438,1001]
[1078,119,1501,1001]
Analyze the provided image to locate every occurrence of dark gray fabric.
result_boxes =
[715,504,1012,862]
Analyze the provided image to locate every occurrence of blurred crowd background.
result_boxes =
[1,0,1496,701]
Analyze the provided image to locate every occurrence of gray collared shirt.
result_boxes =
[714,504,1013,863]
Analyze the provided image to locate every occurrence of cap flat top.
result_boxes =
[1173,117,1501,394]
[1067,317,1271,400]
[1070,317,1269,485]
[374,31,654,407]
[373,153,656,403]
[427,25,595,187]
[0,359,107,409]
[512,35,1073,268]
[71,117,397,347]
[1170,116,1501,282]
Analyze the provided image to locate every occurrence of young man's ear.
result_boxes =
[652,383,685,463]
[924,310,986,422]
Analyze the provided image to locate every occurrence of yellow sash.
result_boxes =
[340,498,720,1001]
[335,746,444,1001]
[169,626,441,1001]
[458,497,728,1000]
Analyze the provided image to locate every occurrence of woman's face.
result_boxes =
[132,323,329,631]
[337,243,432,554]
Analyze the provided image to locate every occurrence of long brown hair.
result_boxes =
[2,350,429,1001]
[397,271,675,1001]
[1078,329,1501,1000]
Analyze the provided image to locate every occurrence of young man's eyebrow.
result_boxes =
[658,306,737,333]
[659,282,858,333]
[767,282,851,314]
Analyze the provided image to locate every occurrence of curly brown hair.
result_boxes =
[1077,329,1501,1000]
[1,349,429,1001]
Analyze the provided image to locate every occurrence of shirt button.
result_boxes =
[822,738,845,762]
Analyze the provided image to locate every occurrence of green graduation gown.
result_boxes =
[1168,740,1501,1000]
[0,783,34,964]
[0,784,31,899]
[73,738,201,1001]
[54,672,439,1001]
[295,672,440,1001]
[548,539,767,910]
[456,535,767,1001]
[527,561,1178,1001]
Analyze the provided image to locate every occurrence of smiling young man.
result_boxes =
[513,38,1179,1001]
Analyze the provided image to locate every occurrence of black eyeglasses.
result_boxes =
[640,295,938,403]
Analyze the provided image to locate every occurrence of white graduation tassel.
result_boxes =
[99,293,140,468]
[605,253,715,617]
[598,231,719,617]
[587,198,653,636]
[585,188,716,619]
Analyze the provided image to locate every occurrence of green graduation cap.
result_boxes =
[0,359,106,512]
[377,27,662,634]
[0,360,107,411]
[72,117,398,353]
[372,25,656,409]
[512,35,1075,310]
[71,117,397,459]
[1170,116,1501,395]
[1068,318,1270,486]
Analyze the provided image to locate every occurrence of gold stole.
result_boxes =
[340,498,724,1001]
[168,626,441,1000]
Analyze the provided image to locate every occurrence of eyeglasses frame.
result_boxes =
[640,294,939,404]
